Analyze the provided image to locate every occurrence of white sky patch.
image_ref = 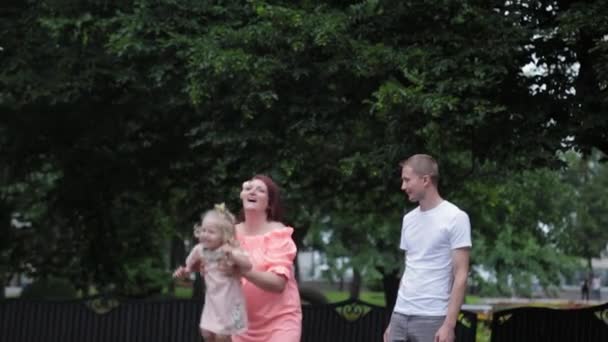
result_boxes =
[321,230,332,244]
[11,216,32,229]
[538,222,551,235]
[521,47,579,96]
[560,135,575,148]
[522,60,547,77]
[569,62,580,77]
[566,86,576,95]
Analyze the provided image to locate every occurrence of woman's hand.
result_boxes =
[220,246,253,275]
[218,246,286,292]
[218,247,243,277]
[218,260,244,277]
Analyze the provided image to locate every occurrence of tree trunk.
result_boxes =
[382,271,400,311]
[291,221,309,284]
[192,272,204,300]
[573,31,607,152]
[294,252,301,283]
[169,236,185,295]
[349,268,362,300]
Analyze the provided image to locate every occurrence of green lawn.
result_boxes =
[174,285,481,308]
[465,295,482,304]
[323,291,482,307]
[323,290,386,306]
[174,286,192,298]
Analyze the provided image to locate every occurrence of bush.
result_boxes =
[116,259,167,298]
[20,277,77,300]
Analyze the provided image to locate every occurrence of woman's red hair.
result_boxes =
[239,174,284,223]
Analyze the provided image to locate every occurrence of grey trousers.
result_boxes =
[387,312,446,342]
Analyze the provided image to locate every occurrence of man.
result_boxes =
[384,154,471,342]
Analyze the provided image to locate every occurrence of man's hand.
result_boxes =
[434,323,455,342]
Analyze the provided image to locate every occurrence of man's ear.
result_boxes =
[422,175,431,187]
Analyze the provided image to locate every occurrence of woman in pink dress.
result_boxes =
[229,175,302,342]
[174,204,252,342]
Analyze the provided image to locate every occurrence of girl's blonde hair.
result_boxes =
[196,203,239,247]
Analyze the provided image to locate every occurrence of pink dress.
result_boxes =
[232,227,302,342]
[186,244,248,335]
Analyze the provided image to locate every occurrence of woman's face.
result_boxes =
[240,178,269,213]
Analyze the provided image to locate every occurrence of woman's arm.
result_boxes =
[218,259,286,293]
[239,225,295,293]
[242,270,287,293]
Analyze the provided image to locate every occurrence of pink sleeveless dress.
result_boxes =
[186,244,248,335]
[232,227,302,342]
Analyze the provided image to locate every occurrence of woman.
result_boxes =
[230,174,302,342]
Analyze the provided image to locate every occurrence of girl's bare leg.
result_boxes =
[201,328,215,342]
[215,335,231,342]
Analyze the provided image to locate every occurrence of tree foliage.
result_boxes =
[557,150,608,272]
[1,0,607,298]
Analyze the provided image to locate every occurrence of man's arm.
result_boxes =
[435,247,470,342]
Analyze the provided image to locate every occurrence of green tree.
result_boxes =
[557,150,608,274]
[458,165,577,297]
[1,0,607,302]
[515,0,608,154]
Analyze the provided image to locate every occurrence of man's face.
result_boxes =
[401,166,428,203]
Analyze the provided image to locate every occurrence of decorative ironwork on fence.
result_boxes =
[491,302,608,342]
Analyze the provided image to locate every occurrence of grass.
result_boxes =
[323,290,386,306]
[465,295,482,304]
[173,286,193,298]
[323,291,484,307]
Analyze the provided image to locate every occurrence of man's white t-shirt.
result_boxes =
[394,200,472,316]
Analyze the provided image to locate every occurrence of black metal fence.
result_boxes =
[0,297,203,342]
[0,297,477,342]
[491,302,608,342]
[7,296,606,342]
[301,299,478,342]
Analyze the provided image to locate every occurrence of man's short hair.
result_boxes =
[400,154,439,186]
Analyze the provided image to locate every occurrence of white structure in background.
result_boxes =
[4,216,33,297]
[297,250,353,283]
[297,250,328,282]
